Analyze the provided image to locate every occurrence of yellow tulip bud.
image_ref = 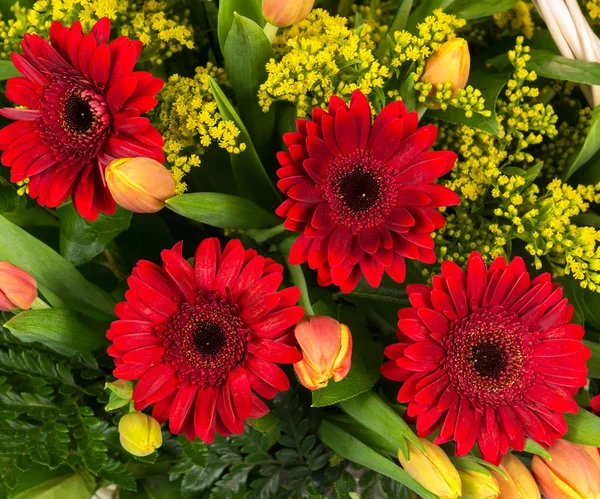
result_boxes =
[118,412,162,457]
[531,439,600,499]
[262,0,314,28]
[293,315,352,390]
[458,469,500,499]
[397,438,461,499]
[492,453,540,499]
[422,38,470,98]
[0,262,37,312]
[105,157,175,214]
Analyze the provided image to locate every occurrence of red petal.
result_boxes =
[169,383,198,434]
[194,385,219,443]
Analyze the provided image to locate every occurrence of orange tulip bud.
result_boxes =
[397,438,462,499]
[492,453,540,499]
[422,38,470,98]
[105,157,175,214]
[531,439,600,499]
[118,412,162,457]
[0,262,37,312]
[262,0,314,28]
[293,315,352,390]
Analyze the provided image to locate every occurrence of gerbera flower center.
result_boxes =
[323,150,397,233]
[193,321,226,357]
[443,309,535,409]
[64,94,95,134]
[158,290,249,387]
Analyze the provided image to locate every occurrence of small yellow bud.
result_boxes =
[262,0,314,28]
[118,412,162,457]
[422,38,470,99]
[105,157,176,214]
[397,438,461,499]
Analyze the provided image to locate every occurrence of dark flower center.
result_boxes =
[338,170,381,213]
[444,309,535,409]
[193,321,226,357]
[323,150,397,233]
[159,291,249,387]
[64,94,95,134]
[470,342,506,378]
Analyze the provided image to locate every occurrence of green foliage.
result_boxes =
[169,391,333,498]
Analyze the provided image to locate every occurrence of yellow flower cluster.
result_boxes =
[495,179,600,290]
[0,0,193,63]
[441,37,557,201]
[415,80,490,118]
[493,1,536,39]
[587,0,600,21]
[390,9,465,82]
[259,9,389,117]
[158,64,245,195]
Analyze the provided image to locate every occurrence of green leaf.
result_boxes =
[584,340,600,379]
[375,0,414,59]
[523,439,551,459]
[99,460,136,492]
[311,307,382,407]
[564,408,600,446]
[560,276,600,328]
[11,471,94,499]
[245,224,286,243]
[0,185,19,214]
[446,0,519,19]
[0,215,115,320]
[317,421,436,499]
[224,14,275,152]
[428,70,508,135]
[4,309,108,356]
[563,105,600,179]
[527,50,600,85]
[208,77,281,212]
[165,192,280,229]
[57,203,131,266]
[337,391,422,454]
[217,0,263,51]
[121,474,182,499]
[0,60,20,80]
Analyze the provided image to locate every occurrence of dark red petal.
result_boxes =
[132,363,176,402]
[229,366,252,421]
[194,385,219,443]
[249,339,302,363]
[245,354,290,391]
[169,383,198,434]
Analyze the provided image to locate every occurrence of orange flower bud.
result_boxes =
[422,38,470,98]
[0,262,37,312]
[492,453,540,499]
[531,439,600,499]
[262,0,314,28]
[397,438,462,499]
[105,157,175,214]
[118,412,162,457]
[293,315,352,390]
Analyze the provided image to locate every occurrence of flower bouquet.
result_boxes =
[1,0,600,497]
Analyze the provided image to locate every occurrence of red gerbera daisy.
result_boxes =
[107,239,305,443]
[0,18,164,221]
[276,90,459,293]
[381,252,590,465]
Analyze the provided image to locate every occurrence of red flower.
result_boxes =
[0,18,164,221]
[107,239,305,443]
[592,394,600,415]
[381,252,590,465]
[276,91,459,293]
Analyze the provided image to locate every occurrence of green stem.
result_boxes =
[29,296,51,310]
[263,22,279,44]
[415,103,428,121]
[337,0,354,16]
[278,240,314,316]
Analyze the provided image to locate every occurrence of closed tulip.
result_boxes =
[458,469,499,499]
[105,157,175,214]
[492,453,540,499]
[531,439,600,499]
[0,262,37,312]
[422,38,470,98]
[262,0,314,28]
[397,438,461,499]
[118,412,162,457]
[293,315,352,390]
